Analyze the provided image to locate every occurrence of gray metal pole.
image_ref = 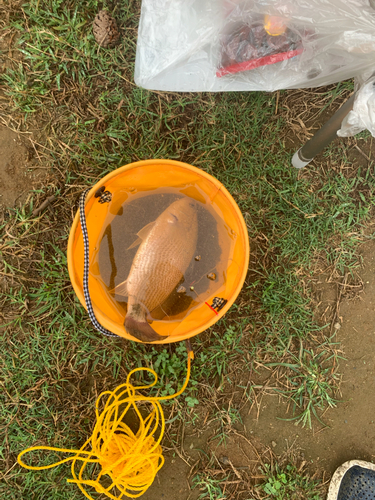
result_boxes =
[292,92,356,168]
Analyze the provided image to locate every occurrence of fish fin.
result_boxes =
[128,238,141,250]
[127,221,155,250]
[125,316,167,343]
[110,280,128,297]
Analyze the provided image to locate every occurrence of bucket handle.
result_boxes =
[79,188,119,338]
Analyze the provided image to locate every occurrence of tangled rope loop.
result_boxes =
[18,351,193,500]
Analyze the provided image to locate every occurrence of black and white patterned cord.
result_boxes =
[79,188,119,338]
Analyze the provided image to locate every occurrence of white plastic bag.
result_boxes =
[134,0,375,92]
[338,73,375,137]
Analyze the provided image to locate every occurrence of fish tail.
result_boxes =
[125,304,167,343]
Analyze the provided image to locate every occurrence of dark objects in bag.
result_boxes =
[217,21,303,78]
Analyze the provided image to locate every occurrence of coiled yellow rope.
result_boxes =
[18,350,193,500]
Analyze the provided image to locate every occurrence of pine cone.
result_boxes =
[93,10,120,48]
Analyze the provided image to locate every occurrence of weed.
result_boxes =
[266,337,342,427]
[261,271,316,340]
[193,472,228,500]
[185,396,200,408]
[194,319,245,383]
[213,405,242,445]
[260,463,322,499]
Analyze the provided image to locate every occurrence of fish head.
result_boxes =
[166,197,198,226]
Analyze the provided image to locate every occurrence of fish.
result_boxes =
[112,197,198,342]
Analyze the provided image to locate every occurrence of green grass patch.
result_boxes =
[260,462,323,499]
[266,335,342,427]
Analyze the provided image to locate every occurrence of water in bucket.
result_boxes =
[89,184,238,339]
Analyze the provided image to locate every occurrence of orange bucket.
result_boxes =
[67,160,249,343]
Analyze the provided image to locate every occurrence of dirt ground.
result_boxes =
[250,238,375,469]
[0,125,45,210]
[2,121,375,498]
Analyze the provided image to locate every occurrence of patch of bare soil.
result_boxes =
[243,239,375,475]
[142,420,275,500]
[0,125,46,210]
[142,454,197,500]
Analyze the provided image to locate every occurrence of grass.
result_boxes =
[266,335,342,427]
[193,472,228,500]
[191,454,325,500]
[212,405,243,446]
[260,463,323,500]
[1,0,375,498]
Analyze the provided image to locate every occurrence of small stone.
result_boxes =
[334,323,341,330]
[195,255,201,261]
[219,456,230,465]
[271,441,277,448]
[207,272,216,281]
[177,285,186,294]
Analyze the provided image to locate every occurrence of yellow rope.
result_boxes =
[18,350,194,500]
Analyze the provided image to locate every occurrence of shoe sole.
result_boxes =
[327,460,375,500]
